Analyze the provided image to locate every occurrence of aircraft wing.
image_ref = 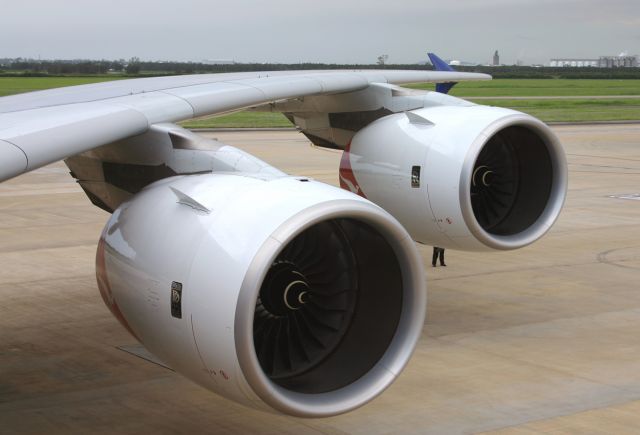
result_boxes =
[0,70,489,182]
[0,66,570,419]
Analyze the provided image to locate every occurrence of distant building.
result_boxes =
[550,58,598,67]
[598,55,638,68]
[550,55,638,68]
[448,60,480,67]
[493,51,499,66]
[201,59,235,65]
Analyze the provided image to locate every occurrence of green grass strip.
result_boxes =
[0,76,124,97]
[408,79,640,97]
[471,98,640,122]
[180,112,292,128]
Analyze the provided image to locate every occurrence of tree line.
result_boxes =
[1,58,639,79]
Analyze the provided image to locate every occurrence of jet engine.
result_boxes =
[340,105,568,250]
[97,172,425,417]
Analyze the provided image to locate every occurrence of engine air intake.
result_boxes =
[253,218,404,394]
[255,221,358,380]
[470,126,553,236]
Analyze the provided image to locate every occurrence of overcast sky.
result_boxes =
[2,0,639,65]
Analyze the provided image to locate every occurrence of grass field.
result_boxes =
[1,76,639,124]
[467,98,640,122]
[409,79,640,97]
[0,76,124,97]
[181,112,292,128]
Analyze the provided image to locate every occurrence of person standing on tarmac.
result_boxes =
[432,247,446,267]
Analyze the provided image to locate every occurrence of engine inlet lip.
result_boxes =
[235,199,426,418]
[459,114,568,250]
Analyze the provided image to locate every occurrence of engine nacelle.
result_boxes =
[341,105,568,250]
[97,173,425,417]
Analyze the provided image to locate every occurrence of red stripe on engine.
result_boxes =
[339,141,366,198]
[96,232,140,341]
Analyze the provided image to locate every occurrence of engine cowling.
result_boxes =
[97,173,425,417]
[340,105,568,250]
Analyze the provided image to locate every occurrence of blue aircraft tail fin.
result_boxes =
[428,52,458,94]
[428,53,454,72]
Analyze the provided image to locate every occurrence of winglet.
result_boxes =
[428,52,458,94]
[170,187,210,213]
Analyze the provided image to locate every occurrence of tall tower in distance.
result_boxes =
[493,50,500,66]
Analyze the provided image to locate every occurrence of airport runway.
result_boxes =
[1,125,640,434]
